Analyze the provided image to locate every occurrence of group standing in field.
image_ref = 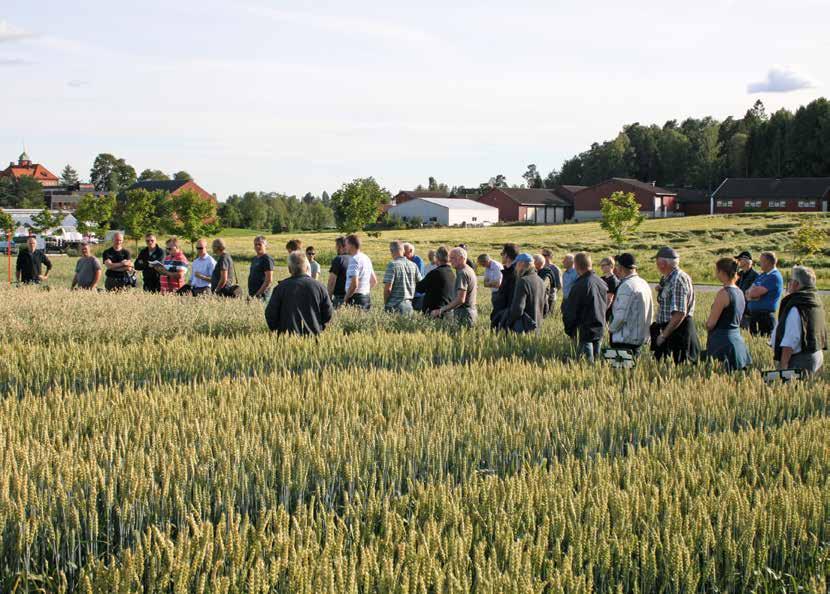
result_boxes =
[14,231,828,374]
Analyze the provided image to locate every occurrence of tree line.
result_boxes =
[548,97,830,190]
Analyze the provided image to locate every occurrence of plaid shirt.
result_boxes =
[656,267,695,324]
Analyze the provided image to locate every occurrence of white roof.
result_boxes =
[416,198,497,210]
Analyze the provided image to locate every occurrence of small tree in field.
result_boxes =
[792,220,827,263]
[168,190,220,255]
[0,209,14,235]
[331,177,390,233]
[600,191,645,245]
[75,194,116,238]
[28,208,64,235]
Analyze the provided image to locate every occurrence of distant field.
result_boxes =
[21,212,830,289]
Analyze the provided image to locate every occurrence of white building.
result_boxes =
[1,209,79,236]
[388,198,499,227]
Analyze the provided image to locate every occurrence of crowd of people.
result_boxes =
[15,232,828,374]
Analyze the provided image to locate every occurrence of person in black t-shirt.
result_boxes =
[327,236,351,308]
[16,236,52,284]
[735,251,758,329]
[102,232,134,291]
[133,233,165,292]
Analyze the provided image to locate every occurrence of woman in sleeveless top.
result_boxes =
[705,258,752,371]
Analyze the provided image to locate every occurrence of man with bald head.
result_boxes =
[16,236,52,285]
[102,232,134,291]
[431,246,477,326]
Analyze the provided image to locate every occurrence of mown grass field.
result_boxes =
[1,213,829,592]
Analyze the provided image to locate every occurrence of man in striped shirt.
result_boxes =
[157,237,189,294]
[383,240,421,314]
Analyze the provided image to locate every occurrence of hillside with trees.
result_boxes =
[548,97,830,191]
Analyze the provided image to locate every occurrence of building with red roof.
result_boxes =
[0,151,60,187]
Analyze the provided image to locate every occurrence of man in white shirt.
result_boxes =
[189,239,216,296]
[344,233,377,309]
[607,253,654,355]
[772,265,826,373]
[477,254,503,305]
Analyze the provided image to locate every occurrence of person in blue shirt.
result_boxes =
[403,242,425,275]
[561,253,578,303]
[744,251,784,336]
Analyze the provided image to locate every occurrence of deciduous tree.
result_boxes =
[331,177,390,233]
[600,191,645,245]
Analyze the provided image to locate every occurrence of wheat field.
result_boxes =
[1,214,829,592]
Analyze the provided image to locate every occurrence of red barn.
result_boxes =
[571,178,677,220]
[711,178,830,213]
[128,179,216,203]
[0,151,60,187]
[670,188,711,216]
[477,188,570,223]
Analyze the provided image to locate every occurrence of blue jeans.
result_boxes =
[385,300,414,315]
[578,340,602,363]
[347,293,371,310]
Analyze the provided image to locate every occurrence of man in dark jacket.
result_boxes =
[736,251,757,329]
[562,252,608,361]
[415,245,455,313]
[490,243,519,329]
[133,233,165,293]
[16,236,52,284]
[265,251,333,336]
[509,253,546,333]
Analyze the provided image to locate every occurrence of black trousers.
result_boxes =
[650,317,700,364]
[748,311,776,336]
[609,341,643,357]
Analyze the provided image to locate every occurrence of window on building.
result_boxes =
[769,200,786,208]
[745,200,762,208]
[472,217,477,222]
[798,200,816,208]
[429,217,437,222]
[716,200,733,208]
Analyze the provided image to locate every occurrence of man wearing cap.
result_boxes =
[745,251,783,337]
[562,252,607,361]
[507,253,546,333]
[651,247,700,363]
[735,251,758,329]
[607,253,654,355]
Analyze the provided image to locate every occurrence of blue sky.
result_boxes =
[1,0,827,199]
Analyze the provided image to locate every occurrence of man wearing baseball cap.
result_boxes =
[735,251,757,329]
[607,253,654,355]
[507,253,546,333]
[651,247,700,363]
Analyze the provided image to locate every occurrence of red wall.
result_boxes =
[477,189,520,221]
[173,180,216,204]
[574,180,674,213]
[713,198,824,214]
[679,202,711,216]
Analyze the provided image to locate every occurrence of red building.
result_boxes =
[477,188,570,223]
[571,178,677,220]
[128,179,216,203]
[711,178,830,213]
[669,188,711,216]
[0,151,60,187]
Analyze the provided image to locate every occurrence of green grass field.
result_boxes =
[1,213,829,592]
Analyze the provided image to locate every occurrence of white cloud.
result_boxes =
[0,20,35,43]
[748,66,818,93]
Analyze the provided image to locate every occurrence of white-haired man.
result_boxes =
[265,251,333,335]
[403,242,425,276]
[651,247,699,363]
[772,265,827,373]
[431,247,477,327]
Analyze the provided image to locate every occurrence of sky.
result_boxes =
[1,0,827,200]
